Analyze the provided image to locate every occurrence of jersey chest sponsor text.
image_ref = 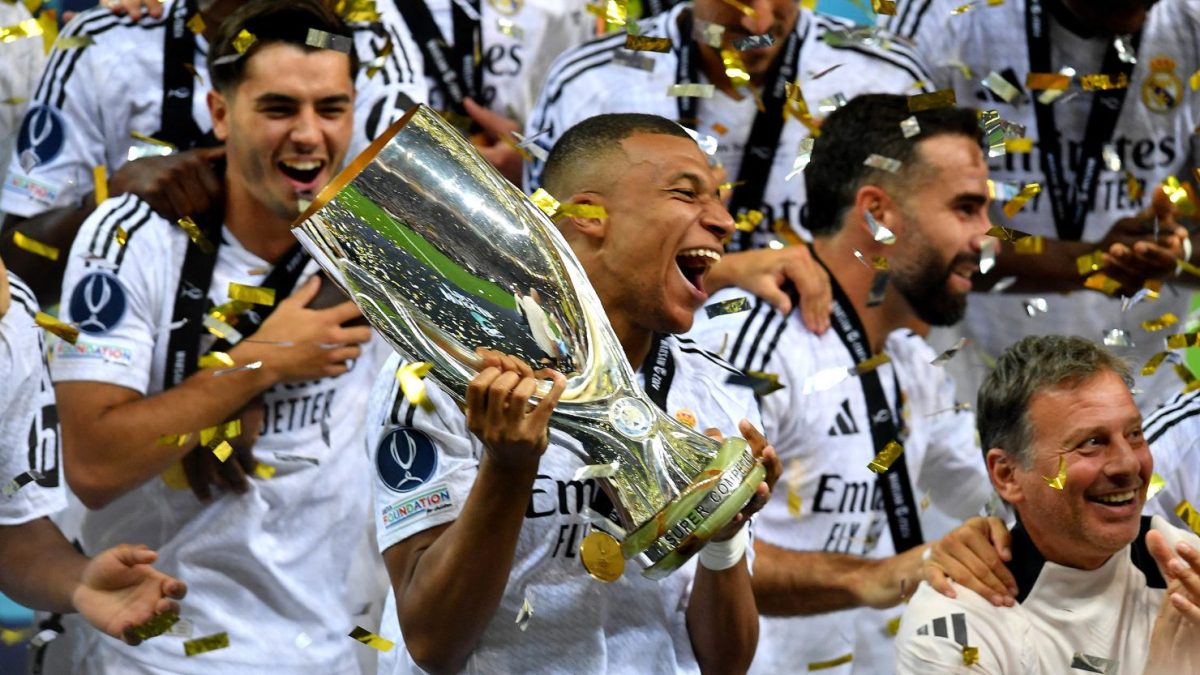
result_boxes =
[807,472,887,554]
[526,472,617,561]
[258,379,340,436]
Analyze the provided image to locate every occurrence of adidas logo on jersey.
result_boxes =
[914,612,969,646]
[828,399,860,436]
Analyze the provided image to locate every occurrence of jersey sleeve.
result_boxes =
[2,12,110,217]
[349,17,429,155]
[368,354,480,553]
[1144,391,1200,523]
[894,583,1020,674]
[0,279,67,525]
[49,195,167,394]
[888,0,964,90]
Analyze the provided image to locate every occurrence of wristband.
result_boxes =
[699,526,749,571]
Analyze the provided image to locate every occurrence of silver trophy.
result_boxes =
[293,105,764,579]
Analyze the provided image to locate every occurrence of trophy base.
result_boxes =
[621,438,765,580]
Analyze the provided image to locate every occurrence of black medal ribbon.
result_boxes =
[643,333,677,413]
[396,0,480,114]
[814,254,924,552]
[154,0,215,150]
[1026,0,1140,241]
[165,216,308,389]
[675,9,802,251]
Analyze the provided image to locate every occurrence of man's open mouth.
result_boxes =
[676,248,721,294]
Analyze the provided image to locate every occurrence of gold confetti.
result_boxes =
[0,18,41,43]
[35,312,78,344]
[982,71,1020,103]
[867,440,904,473]
[1026,72,1070,90]
[720,47,750,88]
[1002,182,1041,218]
[720,0,758,17]
[705,297,751,318]
[13,231,59,261]
[348,625,395,652]
[908,89,956,112]
[115,226,128,245]
[872,0,897,14]
[808,653,854,670]
[1083,273,1121,296]
[363,37,393,78]
[337,0,382,23]
[864,154,902,173]
[209,300,250,325]
[787,488,802,517]
[396,361,435,411]
[624,34,670,52]
[1177,364,1200,393]
[1,97,27,105]
[1191,69,1200,92]
[1148,472,1166,500]
[198,351,235,369]
[735,210,764,232]
[728,370,784,396]
[0,628,29,646]
[1125,171,1142,201]
[1013,235,1044,254]
[1142,313,1179,332]
[254,463,276,479]
[211,441,233,462]
[157,433,191,447]
[951,2,973,13]
[183,632,229,657]
[1042,456,1067,490]
[1167,333,1200,349]
[186,13,205,34]
[92,165,108,204]
[963,645,980,666]
[555,204,607,219]
[667,83,716,98]
[1076,250,1106,276]
[1080,73,1128,90]
[130,131,176,150]
[1162,175,1197,217]
[132,611,179,641]
[304,28,352,53]
[228,282,275,306]
[177,217,215,254]
[530,188,560,218]
[202,314,242,343]
[53,34,92,50]
[1176,500,1200,536]
[232,29,256,54]
[1142,351,1171,375]
[1004,138,1034,153]
[586,0,627,25]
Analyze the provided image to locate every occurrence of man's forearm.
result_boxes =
[0,518,88,614]
[393,457,536,675]
[1,206,95,306]
[986,237,1093,294]
[58,343,277,506]
[751,540,886,616]
[687,559,758,674]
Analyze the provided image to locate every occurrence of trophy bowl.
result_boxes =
[293,105,764,579]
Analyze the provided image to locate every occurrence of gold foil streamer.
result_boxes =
[808,653,854,671]
[907,89,956,112]
[1177,364,1200,393]
[1142,313,1179,332]
[54,35,92,49]
[396,361,435,411]
[364,38,393,78]
[868,440,904,473]
[555,204,607,219]
[186,13,205,34]
[232,29,256,54]
[228,282,275,306]
[0,18,40,43]
[1080,73,1128,90]
[963,646,981,666]
[1026,72,1070,90]
[348,626,395,652]
[1148,472,1166,500]
[131,610,179,641]
[873,0,897,14]
[720,0,758,17]
[1084,273,1121,296]
[529,188,560,218]
[1076,250,1106,276]
[183,632,229,656]
[624,34,670,52]
[1005,138,1034,153]
[1167,333,1200,349]
[1013,235,1044,254]
[1176,500,1200,536]
[855,353,892,376]
[1002,182,1041,218]
[177,217,215,254]
[982,71,1020,102]
[1042,456,1067,490]
[35,312,78,344]
[13,231,59,261]
[1142,351,1171,375]
[727,370,784,396]
[93,165,108,204]
[705,297,751,318]
[735,210,764,233]
[211,441,233,462]
[667,83,715,98]
[931,338,969,366]
[720,48,750,88]
[130,131,176,151]
[198,351,235,369]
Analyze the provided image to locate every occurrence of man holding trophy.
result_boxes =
[298,111,779,674]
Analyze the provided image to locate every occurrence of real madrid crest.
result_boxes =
[487,0,523,15]
[1142,55,1182,114]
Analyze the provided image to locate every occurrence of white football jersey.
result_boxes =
[887,0,1200,412]
[2,0,426,219]
[1143,388,1200,526]
[49,195,381,675]
[367,335,761,675]
[524,2,932,247]
[0,2,45,208]
[684,287,990,674]
[0,272,66,526]
[895,515,1195,674]
[380,0,594,124]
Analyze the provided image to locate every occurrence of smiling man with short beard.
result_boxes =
[686,92,995,673]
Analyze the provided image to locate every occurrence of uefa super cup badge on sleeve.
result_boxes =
[292,105,764,579]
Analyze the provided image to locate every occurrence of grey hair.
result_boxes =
[977,335,1133,467]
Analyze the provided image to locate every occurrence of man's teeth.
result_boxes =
[678,248,722,264]
[281,160,322,170]
[1094,490,1137,504]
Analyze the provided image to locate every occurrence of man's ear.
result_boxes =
[987,448,1024,505]
[557,192,608,242]
[852,185,902,245]
[208,89,230,142]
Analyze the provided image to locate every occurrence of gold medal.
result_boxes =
[579,531,625,582]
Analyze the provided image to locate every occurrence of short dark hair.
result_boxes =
[542,113,694,197]
[978,335,1133,467]
[208,0,358,94]
[804,93,981,235]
